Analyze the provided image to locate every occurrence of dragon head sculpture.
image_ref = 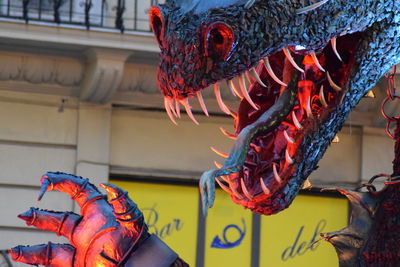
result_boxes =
[150,0,400,215]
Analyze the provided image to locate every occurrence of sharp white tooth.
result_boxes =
[196,91,209,117]
[214,83,231,115]
[306,96,313,118]
[226,80,237,97]
[210,146,229,158]
[311,52,325,72]
[301,178,313,190]
[283,47,304,73]
[327,72,342,92]
[167,98,178,117]
[319,85,328,108]
[164,98,178,125]
[246,71,254,85]
[230,183,244,199]
[330,38,343,62]
[228,109,238,120]
[238,74,259,110]
[240,178,254,199]
[250,67,267,87]
[260,177,271,195]
[272,163,282,183]
[340,92,346,104]
[214,161,222,169]
[220,175,231,184]
[283,130,295,144]
[285,149,294,164]
[180,98,199,125]
[229,80,244,99]
[332,135,340,143]
[215,178,232,195]
[220,127,237,140]
[296,0,329,14]
[364,90,376,98]
[263,57,288,87]
[292,111,303,130]
[175,100,181,118]
[222,104,238,119]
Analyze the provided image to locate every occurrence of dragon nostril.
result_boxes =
[149,7,164,47]
[212,31,224,44]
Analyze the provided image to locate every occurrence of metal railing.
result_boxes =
[0,0,163,33]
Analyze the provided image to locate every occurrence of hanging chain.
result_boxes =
[356,173,400,194]
[381,66,399,139]
[357,66,399,193]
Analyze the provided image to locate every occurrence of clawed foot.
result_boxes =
[199,169,218,216]
[9,172,149,267]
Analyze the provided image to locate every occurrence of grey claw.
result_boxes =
[199,170,217,216]
[38,178,51,201]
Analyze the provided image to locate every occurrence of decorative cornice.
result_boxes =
[118,63,160,95]
[0,51,83,86]
[80,48,132,103]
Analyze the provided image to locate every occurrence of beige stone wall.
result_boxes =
[0,92,76,266]
[110,109,234,177]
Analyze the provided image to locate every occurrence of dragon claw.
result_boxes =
[17,208,35,224]
[99,183,123,200]
[200,169,217,216]
[10,243,75,267]
[11,173,185,267]
[38,172,106,211]
[18,208,82,241]
[100,183,146,232]
[38,177,51,201]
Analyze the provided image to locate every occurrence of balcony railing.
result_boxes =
[0,0,162,33]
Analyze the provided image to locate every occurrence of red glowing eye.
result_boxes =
[149,7,164,47]
[205,23,234,61]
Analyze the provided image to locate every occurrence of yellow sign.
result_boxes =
[204,189,253,267]
[111,180,199,266]
[260,194,348,267]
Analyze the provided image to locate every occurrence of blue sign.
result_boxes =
[211,218,246,249]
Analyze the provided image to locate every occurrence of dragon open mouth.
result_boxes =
[208,33,362,214]
[161,32,363,215]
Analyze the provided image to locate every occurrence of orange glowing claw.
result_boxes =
[9,172,187,267]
